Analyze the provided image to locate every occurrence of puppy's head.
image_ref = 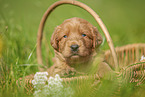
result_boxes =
[51,17,102,64]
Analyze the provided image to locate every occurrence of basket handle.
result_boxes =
[37,0,119,71]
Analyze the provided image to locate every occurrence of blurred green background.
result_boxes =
[0,0,145,96]
[0,0,145,78]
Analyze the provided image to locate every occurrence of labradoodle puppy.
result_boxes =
[48,17,112,77]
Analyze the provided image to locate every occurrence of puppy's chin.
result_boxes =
[70,55,80,61]
[64,54,80,61]
[65,54,91,65]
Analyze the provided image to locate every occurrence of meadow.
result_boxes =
[0,0,145,97]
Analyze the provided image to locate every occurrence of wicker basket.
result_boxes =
[36,0,145,82]
[19,0,145,92]
[105,43,145,69]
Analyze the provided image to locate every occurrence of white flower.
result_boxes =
[48,76,54,81]
[33,89,41,95]
[55,74,62,82]
[140,55,145,61]
[32,80,36,85]
[55,74,60,79]
[32,73,74,97]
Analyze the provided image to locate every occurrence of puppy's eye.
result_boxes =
[63,35,67,38]
[82,34,86,37]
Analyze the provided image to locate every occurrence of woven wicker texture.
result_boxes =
[105,43,145,69]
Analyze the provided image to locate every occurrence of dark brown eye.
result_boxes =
[63,35,67,38]
[82,34,86,37]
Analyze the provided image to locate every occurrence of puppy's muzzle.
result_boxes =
[70,44,79,52]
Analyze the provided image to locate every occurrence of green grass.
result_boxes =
[0,0,145,96]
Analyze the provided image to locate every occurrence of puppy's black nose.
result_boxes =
[70,45,79,51]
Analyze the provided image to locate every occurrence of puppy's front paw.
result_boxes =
[65,65,76,76]
[48,64,76,77]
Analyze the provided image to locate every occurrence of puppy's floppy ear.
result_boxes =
[50,26,61,51]
[92,27,103,48]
